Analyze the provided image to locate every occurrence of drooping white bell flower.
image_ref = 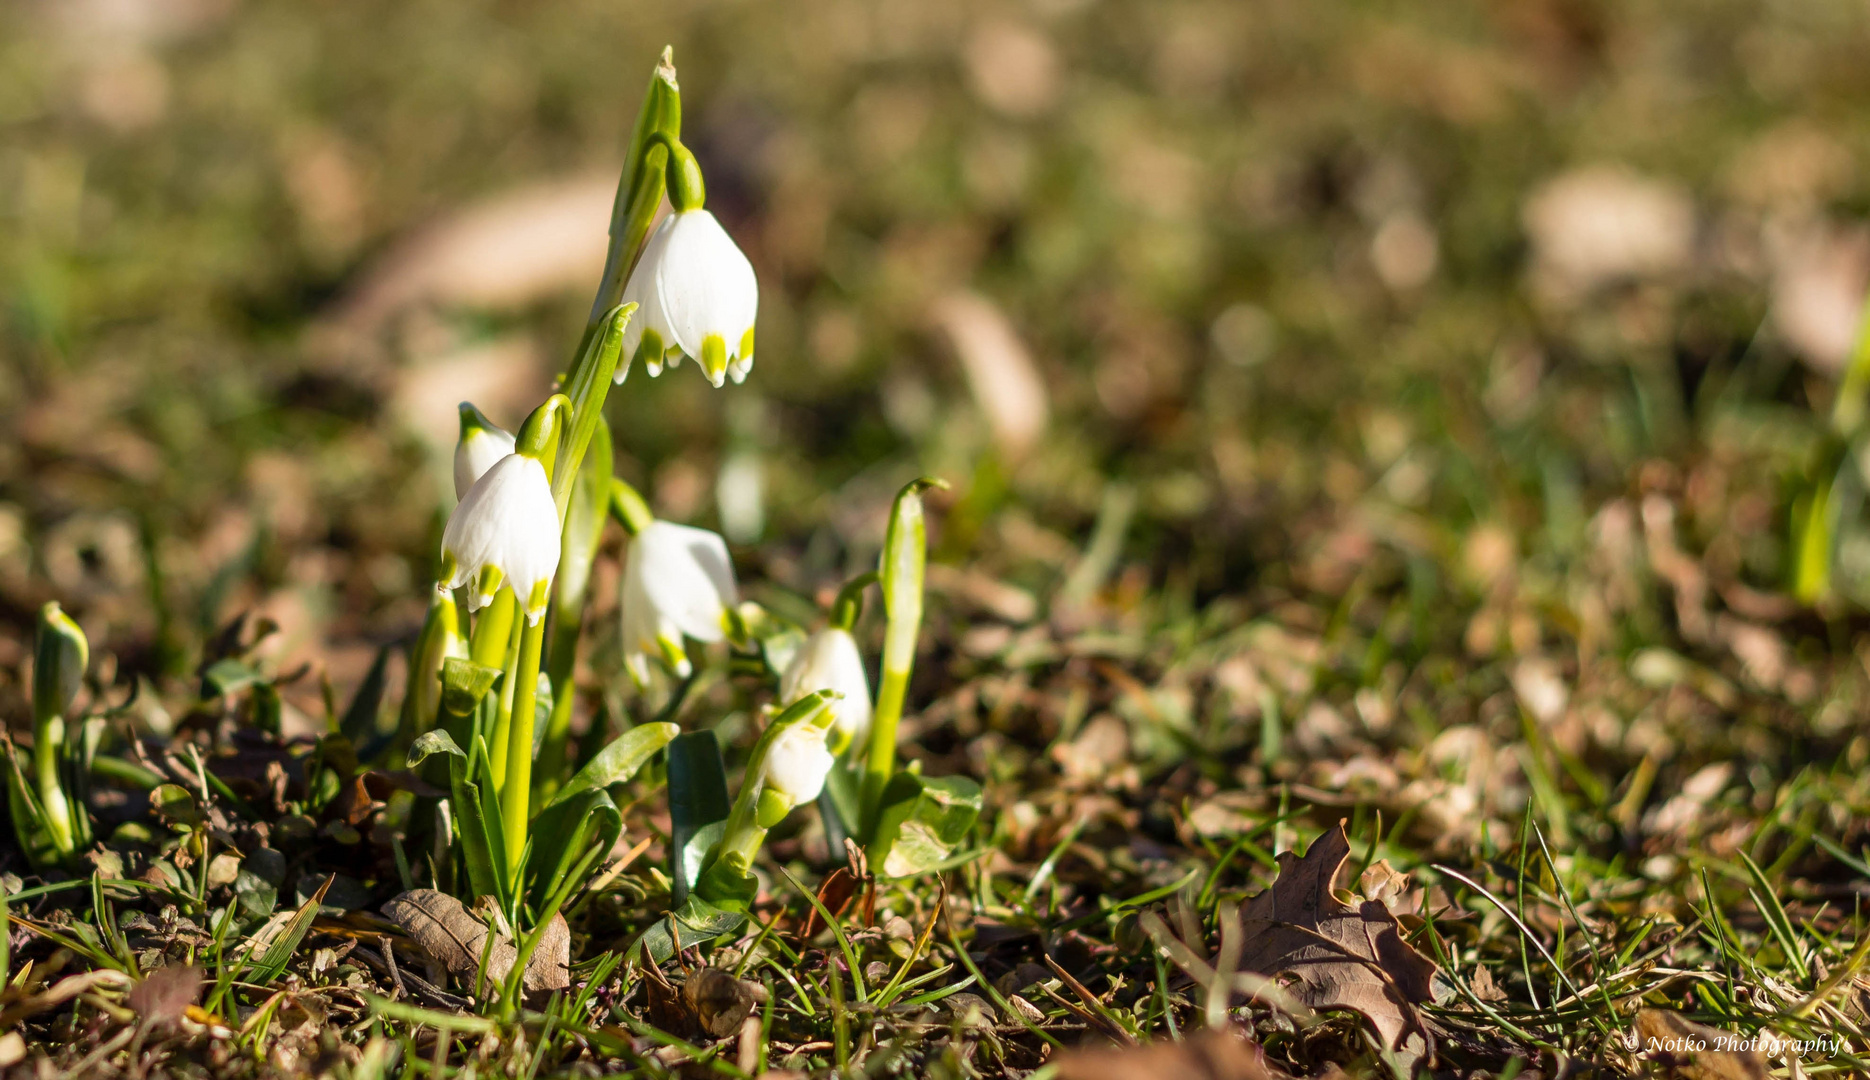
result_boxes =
[453,402,516,500]
[762,722,833,804]
[439,454,561,623]
[780,627,873,756]
[614,208,758,389]
[620,520,738,685]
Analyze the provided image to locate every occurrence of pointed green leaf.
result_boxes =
[666,731,730,905]
[552,722,678,805]
[246,874,332,987]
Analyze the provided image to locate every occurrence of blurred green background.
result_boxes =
[3,0,1869,733]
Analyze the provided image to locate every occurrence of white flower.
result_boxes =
[762,722,833,803]
[780,628,872,755]
[614,209,757,388]
[620,520,738,684]
[453,404,516,501]
[439,454,561,623]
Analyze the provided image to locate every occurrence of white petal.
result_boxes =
[614,216,681,385]
[453,424,516,501]
[654,210,758,382]
[439,454,559,619]
[781,628,872,749]
[635,521,737,643]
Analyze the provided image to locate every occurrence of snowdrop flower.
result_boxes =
[453,402,515,500]
[620,520,738,685]
[762,722,833,804]
[614,138,757,388]
[439,454,560,623]
[780,627,873,756]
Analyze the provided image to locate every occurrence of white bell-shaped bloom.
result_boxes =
[453,406,516,501]
[439,454,561,623]
[614,209,757,389]
[762,722,833,804]
[620,520,738,685]
[780,628,872,755]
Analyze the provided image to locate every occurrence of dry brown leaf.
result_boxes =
[381,889,568,993]
[1053,1027,1285,1080]
[682,967,769,1039]
[1357,860,1411,908]
[1235,822,1439,1071]
[327,174,615,334]
[127,964,202,1031]
[1635,1009,1768,1080]
[932,291,1050,460]
[1468,964,1507,1003]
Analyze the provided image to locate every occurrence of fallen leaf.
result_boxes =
[381,889,569,993]
[1357,860,1411,907]
[683,967,770,1039]
[1235,822,1439,1072]
[127,964,202,1030]
[327,175,615,335]
[932,291,1050,460]
[1053,1027,1284,1080]
[1468,964,1507,1003]
[796,867,858,943]
[1635,1008,1768,1080]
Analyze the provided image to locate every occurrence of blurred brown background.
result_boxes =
[3,0,1869,724]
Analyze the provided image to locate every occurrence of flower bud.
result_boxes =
[780,627,872,756]
[453,403,516,500]
[762,721,833,805]
[33,602,88,724]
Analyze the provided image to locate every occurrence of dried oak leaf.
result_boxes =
[381,889,569,993]
[1635,1008,1768,1080]
[1054,1027,1285,1080]
[1235,822,1439,1071]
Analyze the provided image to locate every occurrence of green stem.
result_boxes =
[538,417,612,798]
[536,605,581,800]
[831,572,875,632]
[469,592,517,669]
[488,610,524,791]
[33,714,73,859]
[502,616,548,892]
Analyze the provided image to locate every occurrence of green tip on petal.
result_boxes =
[524,579,553,624]
[475,564,505,607]
[655,633,690,677]
[701,334,728,388]
[634,329,665,380]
